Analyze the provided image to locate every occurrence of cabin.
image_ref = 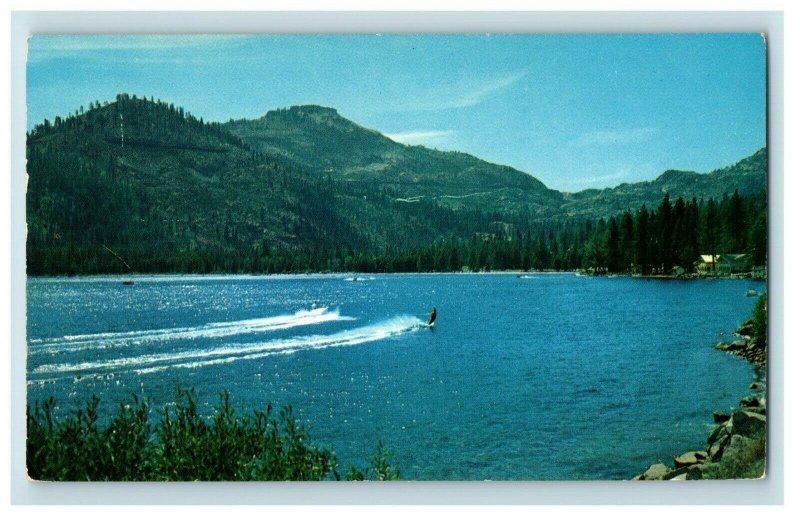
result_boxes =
[696,254,718,273]
[695,254,753,275]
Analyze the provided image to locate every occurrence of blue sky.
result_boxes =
[27,34,765,192]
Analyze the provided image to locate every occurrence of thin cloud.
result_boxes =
[401,71,527,112]
[572,127,658,146]
[445,71,528,109]
[563,167,632,186]
[28,35,249,62]
[385,130,455,146]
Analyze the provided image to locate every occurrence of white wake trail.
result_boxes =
[29,307,351,354]
[31,315,426,377]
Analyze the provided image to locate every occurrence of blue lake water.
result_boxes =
[26,273,763,480]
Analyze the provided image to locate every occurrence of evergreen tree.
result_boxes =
[702,198,720,271]
[725,189,746,252]
[620,209,634,272]
[655,193,673,273]
[605,216,621,273]
[635,204,650,275]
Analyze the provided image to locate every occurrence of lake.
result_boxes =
[26,273,763,480]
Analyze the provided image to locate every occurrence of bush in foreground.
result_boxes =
[27,389,397,481]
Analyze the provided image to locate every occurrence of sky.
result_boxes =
[27,34,766,192]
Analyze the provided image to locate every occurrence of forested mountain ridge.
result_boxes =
[561,148,766,218]
[224,105,564,216]
[26,95,529,274]
[225,104,766,219]
[26,95,767,275]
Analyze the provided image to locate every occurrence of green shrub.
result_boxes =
[27,389,396,481]
[345,439,401,481]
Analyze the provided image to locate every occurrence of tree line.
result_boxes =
[28,189,766,276]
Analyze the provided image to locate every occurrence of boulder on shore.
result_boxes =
[730,410,766,437]
[713,411,731,423]
[707,418,733,461]
[707,434,731,462]
[735,321,754,337]
[635,463,672,480]
[707,417,732,446]
[715,340,748,352]
[685,464,706,480]
[673,451,708,469]
[739,395,761,408]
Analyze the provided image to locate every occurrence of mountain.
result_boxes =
[25,95,766,274]
[225,105,765,220]
[224,105,564,216]
[26,95,518,274]
[560,148,767,218]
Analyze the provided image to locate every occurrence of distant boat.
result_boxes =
[103,245,135,286]
[746,289,758,297]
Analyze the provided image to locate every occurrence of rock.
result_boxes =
[723,434,755,462]
[707,421,731,446]
[636,463,672,480]
[730,410,766,437]
[685,464,706,480]
[716,340,748,352]
[707,425,731,462]
[712,434,767,479]
[663,466,689,480]
[669,473,688,481]
[708,442,724,462]
[735,321,753,337]
[739,395,761,408]
[745,405,766,415]
[713,411,731,423]
[674,451,708,468]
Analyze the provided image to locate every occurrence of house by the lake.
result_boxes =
[695,254,753,275]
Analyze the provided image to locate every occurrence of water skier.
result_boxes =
[428,307,437,327]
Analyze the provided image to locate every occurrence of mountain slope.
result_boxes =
[226,105,766,220]
[25,96,515,274]
[224,105,564,215]
[561,148,766,218]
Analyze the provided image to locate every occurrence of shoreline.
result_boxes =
[634,318,767,481]
[25,270,766,281]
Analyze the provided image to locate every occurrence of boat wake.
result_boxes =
[30,315,426,378]
[28,307,352,355]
